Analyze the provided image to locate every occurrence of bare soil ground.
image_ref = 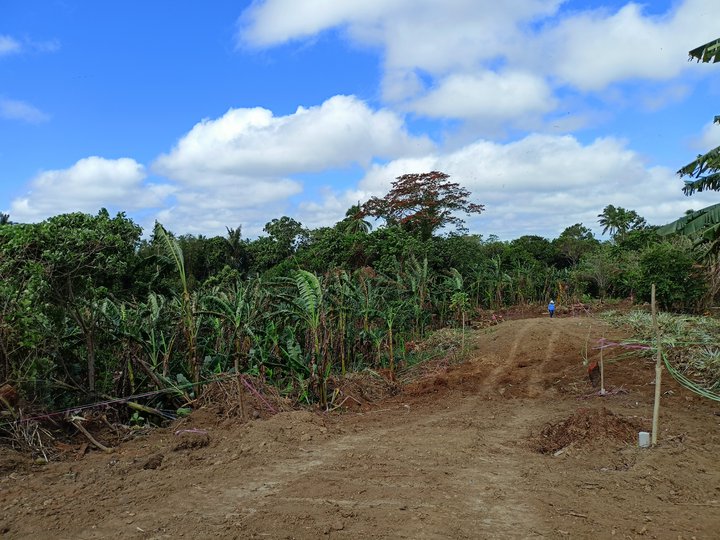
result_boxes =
[2,315,720,539]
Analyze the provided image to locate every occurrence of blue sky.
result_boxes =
[2,0,720,239]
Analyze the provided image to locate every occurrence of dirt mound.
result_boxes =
[198,375,293,420]
[330,371,399,409]
[531,406,642,454]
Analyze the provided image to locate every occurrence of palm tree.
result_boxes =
[448,268,469,351]
[225,226,245,269]
[340,204,372,234]
[598,205,620,238]
[597,205,645,243]
[0,213,10,225]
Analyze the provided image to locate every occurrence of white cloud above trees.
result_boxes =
[154,95,432,181]
[9,157,172,223]
[10,92,718,239]
[296,131,719,239]
[533,0,718,91]
[410,71,556,121]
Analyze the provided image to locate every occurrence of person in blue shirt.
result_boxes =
[548,300,555,318]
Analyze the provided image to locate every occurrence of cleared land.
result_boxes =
[1,316,719,539]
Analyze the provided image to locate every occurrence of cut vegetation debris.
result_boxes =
[602,310,720,396]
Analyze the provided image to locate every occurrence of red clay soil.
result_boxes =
[1,316,719,539]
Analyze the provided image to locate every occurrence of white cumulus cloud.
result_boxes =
[154,95,432,183]
[238,0,720,123]
[9,157,173,223]
[411,71,556,121]
[534,0,719,91]
[240,0,561,71]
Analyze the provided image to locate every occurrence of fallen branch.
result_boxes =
[70,417,113,453]
[127,401,172,419]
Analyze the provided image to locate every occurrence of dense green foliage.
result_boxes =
[0,182,714,413]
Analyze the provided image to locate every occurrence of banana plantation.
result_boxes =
[0,175,713,414]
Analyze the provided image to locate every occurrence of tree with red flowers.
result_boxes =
[360,171,484,240]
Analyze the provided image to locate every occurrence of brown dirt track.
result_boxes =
[2,315,720,539]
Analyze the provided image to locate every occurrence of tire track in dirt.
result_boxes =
[525,320,560,397]
[479,318,534,396]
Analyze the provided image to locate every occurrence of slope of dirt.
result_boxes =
[2,316,720,539]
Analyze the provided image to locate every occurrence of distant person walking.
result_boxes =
[548,300,555,318]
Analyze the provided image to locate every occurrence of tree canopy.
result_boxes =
[597,205,646,243]
[360,171,484,241]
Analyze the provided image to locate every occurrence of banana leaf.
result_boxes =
[689,37,720,64]
[658,202,720,236]
[679,146,720,195]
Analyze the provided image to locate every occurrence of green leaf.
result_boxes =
[689,38,720,63]
[658,203,720,236]
[678,144,720,195]
[294,269,322,321]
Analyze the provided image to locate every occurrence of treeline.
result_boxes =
[0,175,711,411]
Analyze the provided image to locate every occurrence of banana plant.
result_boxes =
[99,295,184,399]
[325,270,355,376]
[404,256,431,339]
[355,268,379,334]
[154,223,200,384]
[448,268,470,351]
[293,270,328,407]
[486,256,512,309]
[379,300,404,377]
[201,279,264,377]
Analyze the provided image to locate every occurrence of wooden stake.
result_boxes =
[651,284,663,446]
[599,336,606,395]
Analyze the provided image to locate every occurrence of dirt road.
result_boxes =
[2,316,719,539]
